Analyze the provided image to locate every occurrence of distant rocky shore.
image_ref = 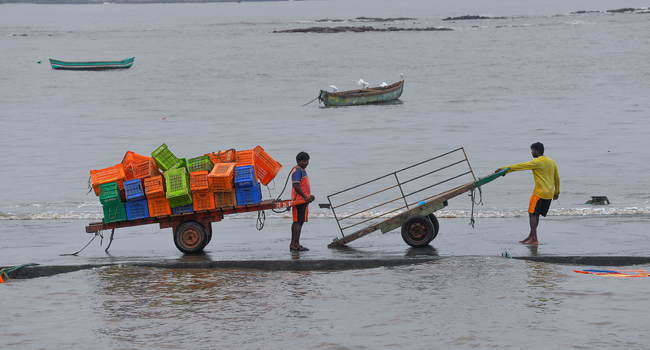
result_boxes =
[273,26,452,33]
[443,15,506,21]
[315,17,418,23]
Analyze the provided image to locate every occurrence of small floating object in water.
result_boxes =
[38,61,42,64]
[585,196,610,205]
[574,269,648,277]
[501,251,511,258]
[318,203,331,209]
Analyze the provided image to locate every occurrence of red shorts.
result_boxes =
[528,195,552,217]
[292,203,308,223]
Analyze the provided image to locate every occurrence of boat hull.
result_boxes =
[49,57,135,70]
[319,80,404,107]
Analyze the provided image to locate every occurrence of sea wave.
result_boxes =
[1,207,649,221]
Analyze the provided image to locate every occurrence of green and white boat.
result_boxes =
[49,57,135,70]
[319,80,404,107]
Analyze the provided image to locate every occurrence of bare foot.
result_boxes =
[519,238,532,244]
[521,240,538,245]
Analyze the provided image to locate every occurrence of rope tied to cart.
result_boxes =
[468,186,483,228]
[60,228,114,256]
[0,263,39,282]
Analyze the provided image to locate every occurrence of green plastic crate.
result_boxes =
[188,155,214,173]
[170,157,187,171]
[103,202,127,223]
[165,167,191,199]
[168,194,193,208]
[99,182,122,205]
[152,143,180,172]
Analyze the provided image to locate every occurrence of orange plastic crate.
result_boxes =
[253,146,282,186]
[206,149,235,164]
[129,159,161,180]
[190,170,210,192]
[214,191,237,208]
[147,196,171,217]
[90,164,127,196]
[144,175,165,198]
[193,190,216,211]
[235,149,255,167]
[208,163,235,191]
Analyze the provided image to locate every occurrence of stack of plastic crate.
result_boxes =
[187,155,214,212]
[165,167,193,213]
[208,163,237,208]
[99,182,127,223]
[123,178,149,220]
[145,175,171,217]
[234,165,262,205]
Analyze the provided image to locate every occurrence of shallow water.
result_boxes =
[3,259,650,349]
[2,0,650,348]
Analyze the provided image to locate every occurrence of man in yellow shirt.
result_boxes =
[495,142,560,244]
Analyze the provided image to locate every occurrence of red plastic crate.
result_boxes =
[193,190,216,211]
[90,164,127,196]
[208,163,235,191]
[206,149,235,164]
[147,196,171,217]
[144,175,165,198]
[253,146,282,186]
[214,191,237,208]
[190,170,210,192]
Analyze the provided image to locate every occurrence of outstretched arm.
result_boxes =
[553,164,560,200]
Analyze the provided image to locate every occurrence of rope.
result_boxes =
[302,95,320,106]
[60,230,104,256]
[468,186,483,228]
[271,169,295,213]
[86,175,93,195]
[256,204,266,231]
[0,263,39,281]
[211,148,237,163]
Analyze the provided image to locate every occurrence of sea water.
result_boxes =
[1,0,650,348]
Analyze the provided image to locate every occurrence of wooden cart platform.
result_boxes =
[86,199,304,254]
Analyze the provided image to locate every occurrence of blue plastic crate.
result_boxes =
[172,203,194,214]
[125,200,149,220]
[234,165,256,188]
[124,178,146,202]
[236,182,262,205]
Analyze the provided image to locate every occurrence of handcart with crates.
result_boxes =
[85,145,291,254]
[326,148,508,248]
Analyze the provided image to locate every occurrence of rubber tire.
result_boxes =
[174,221,208,254]
[401,214,436,248]
[427,213,440,242]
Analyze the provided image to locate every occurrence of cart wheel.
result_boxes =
[174,221,208,254]
[427,214,440,242]
[401,215,435,248]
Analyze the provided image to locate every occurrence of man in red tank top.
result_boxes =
[290,152,315,251]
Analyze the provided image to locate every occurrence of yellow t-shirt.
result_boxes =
[504,156,560,199]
